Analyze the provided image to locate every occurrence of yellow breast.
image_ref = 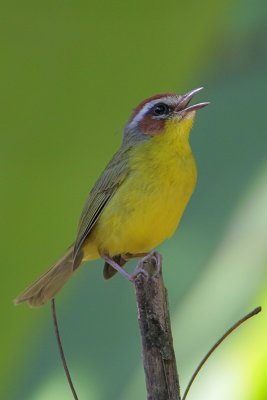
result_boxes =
[83,117,197,259]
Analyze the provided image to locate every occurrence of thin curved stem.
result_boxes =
[182,306,262,400]
[51,298,79,400]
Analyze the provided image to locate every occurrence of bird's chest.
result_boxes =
[107,151,197,252]
[92,142,197,256]
[128,154,197,225]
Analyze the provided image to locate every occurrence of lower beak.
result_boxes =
[176,87,209,113]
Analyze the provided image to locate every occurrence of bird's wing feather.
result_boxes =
[73,146,131,263]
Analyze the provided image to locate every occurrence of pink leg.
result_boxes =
[102,255,135,282]
[102,255,149,282]
[102,251,161,282]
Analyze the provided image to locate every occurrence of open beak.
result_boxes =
[176,87,209,114]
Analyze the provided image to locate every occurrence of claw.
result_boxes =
[136,251,162,278]
[129,267,149,282]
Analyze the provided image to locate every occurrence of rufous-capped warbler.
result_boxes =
[15,87,209,307]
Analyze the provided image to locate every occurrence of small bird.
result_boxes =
[15,88,209,307]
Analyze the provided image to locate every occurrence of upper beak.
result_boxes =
[176,87,209,113]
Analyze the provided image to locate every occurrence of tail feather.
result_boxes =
[14,245,81,307]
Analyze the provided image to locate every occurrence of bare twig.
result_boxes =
[51,258,261,400]
[134,253,180,400]
[51,298,79,400]
[182,306,262,400]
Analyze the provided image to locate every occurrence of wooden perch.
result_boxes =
[51,254,262,400]
[134,254,180,400]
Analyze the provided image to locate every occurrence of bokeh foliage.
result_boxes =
[1,0,267,399]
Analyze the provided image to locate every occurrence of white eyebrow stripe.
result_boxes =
[128,96,179,130]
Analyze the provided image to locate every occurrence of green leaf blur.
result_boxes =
[1,0,267,399]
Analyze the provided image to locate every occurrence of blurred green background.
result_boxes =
[1,0,267,399]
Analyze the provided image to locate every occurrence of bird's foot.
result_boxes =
[135,250,162,278]
[128,265,149,282]
[102,251,162,283]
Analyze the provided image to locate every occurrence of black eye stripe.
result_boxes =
[151,103,170,117]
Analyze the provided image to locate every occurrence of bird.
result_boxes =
[14,87,209,307]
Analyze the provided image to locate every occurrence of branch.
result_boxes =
[134,254,180,400]
[51,299,78,399]
[51,255,261,400]
[182,305,262,400]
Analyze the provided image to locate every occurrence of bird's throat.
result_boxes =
[152,115,195,158]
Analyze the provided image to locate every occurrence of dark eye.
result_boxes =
[151,103,170,116]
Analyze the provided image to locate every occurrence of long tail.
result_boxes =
[14,245,81,307]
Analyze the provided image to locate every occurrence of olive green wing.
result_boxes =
[73,146,131,265]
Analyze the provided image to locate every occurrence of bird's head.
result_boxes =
[124,87,209,143]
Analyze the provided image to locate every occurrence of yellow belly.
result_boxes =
[83,121,197,260]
